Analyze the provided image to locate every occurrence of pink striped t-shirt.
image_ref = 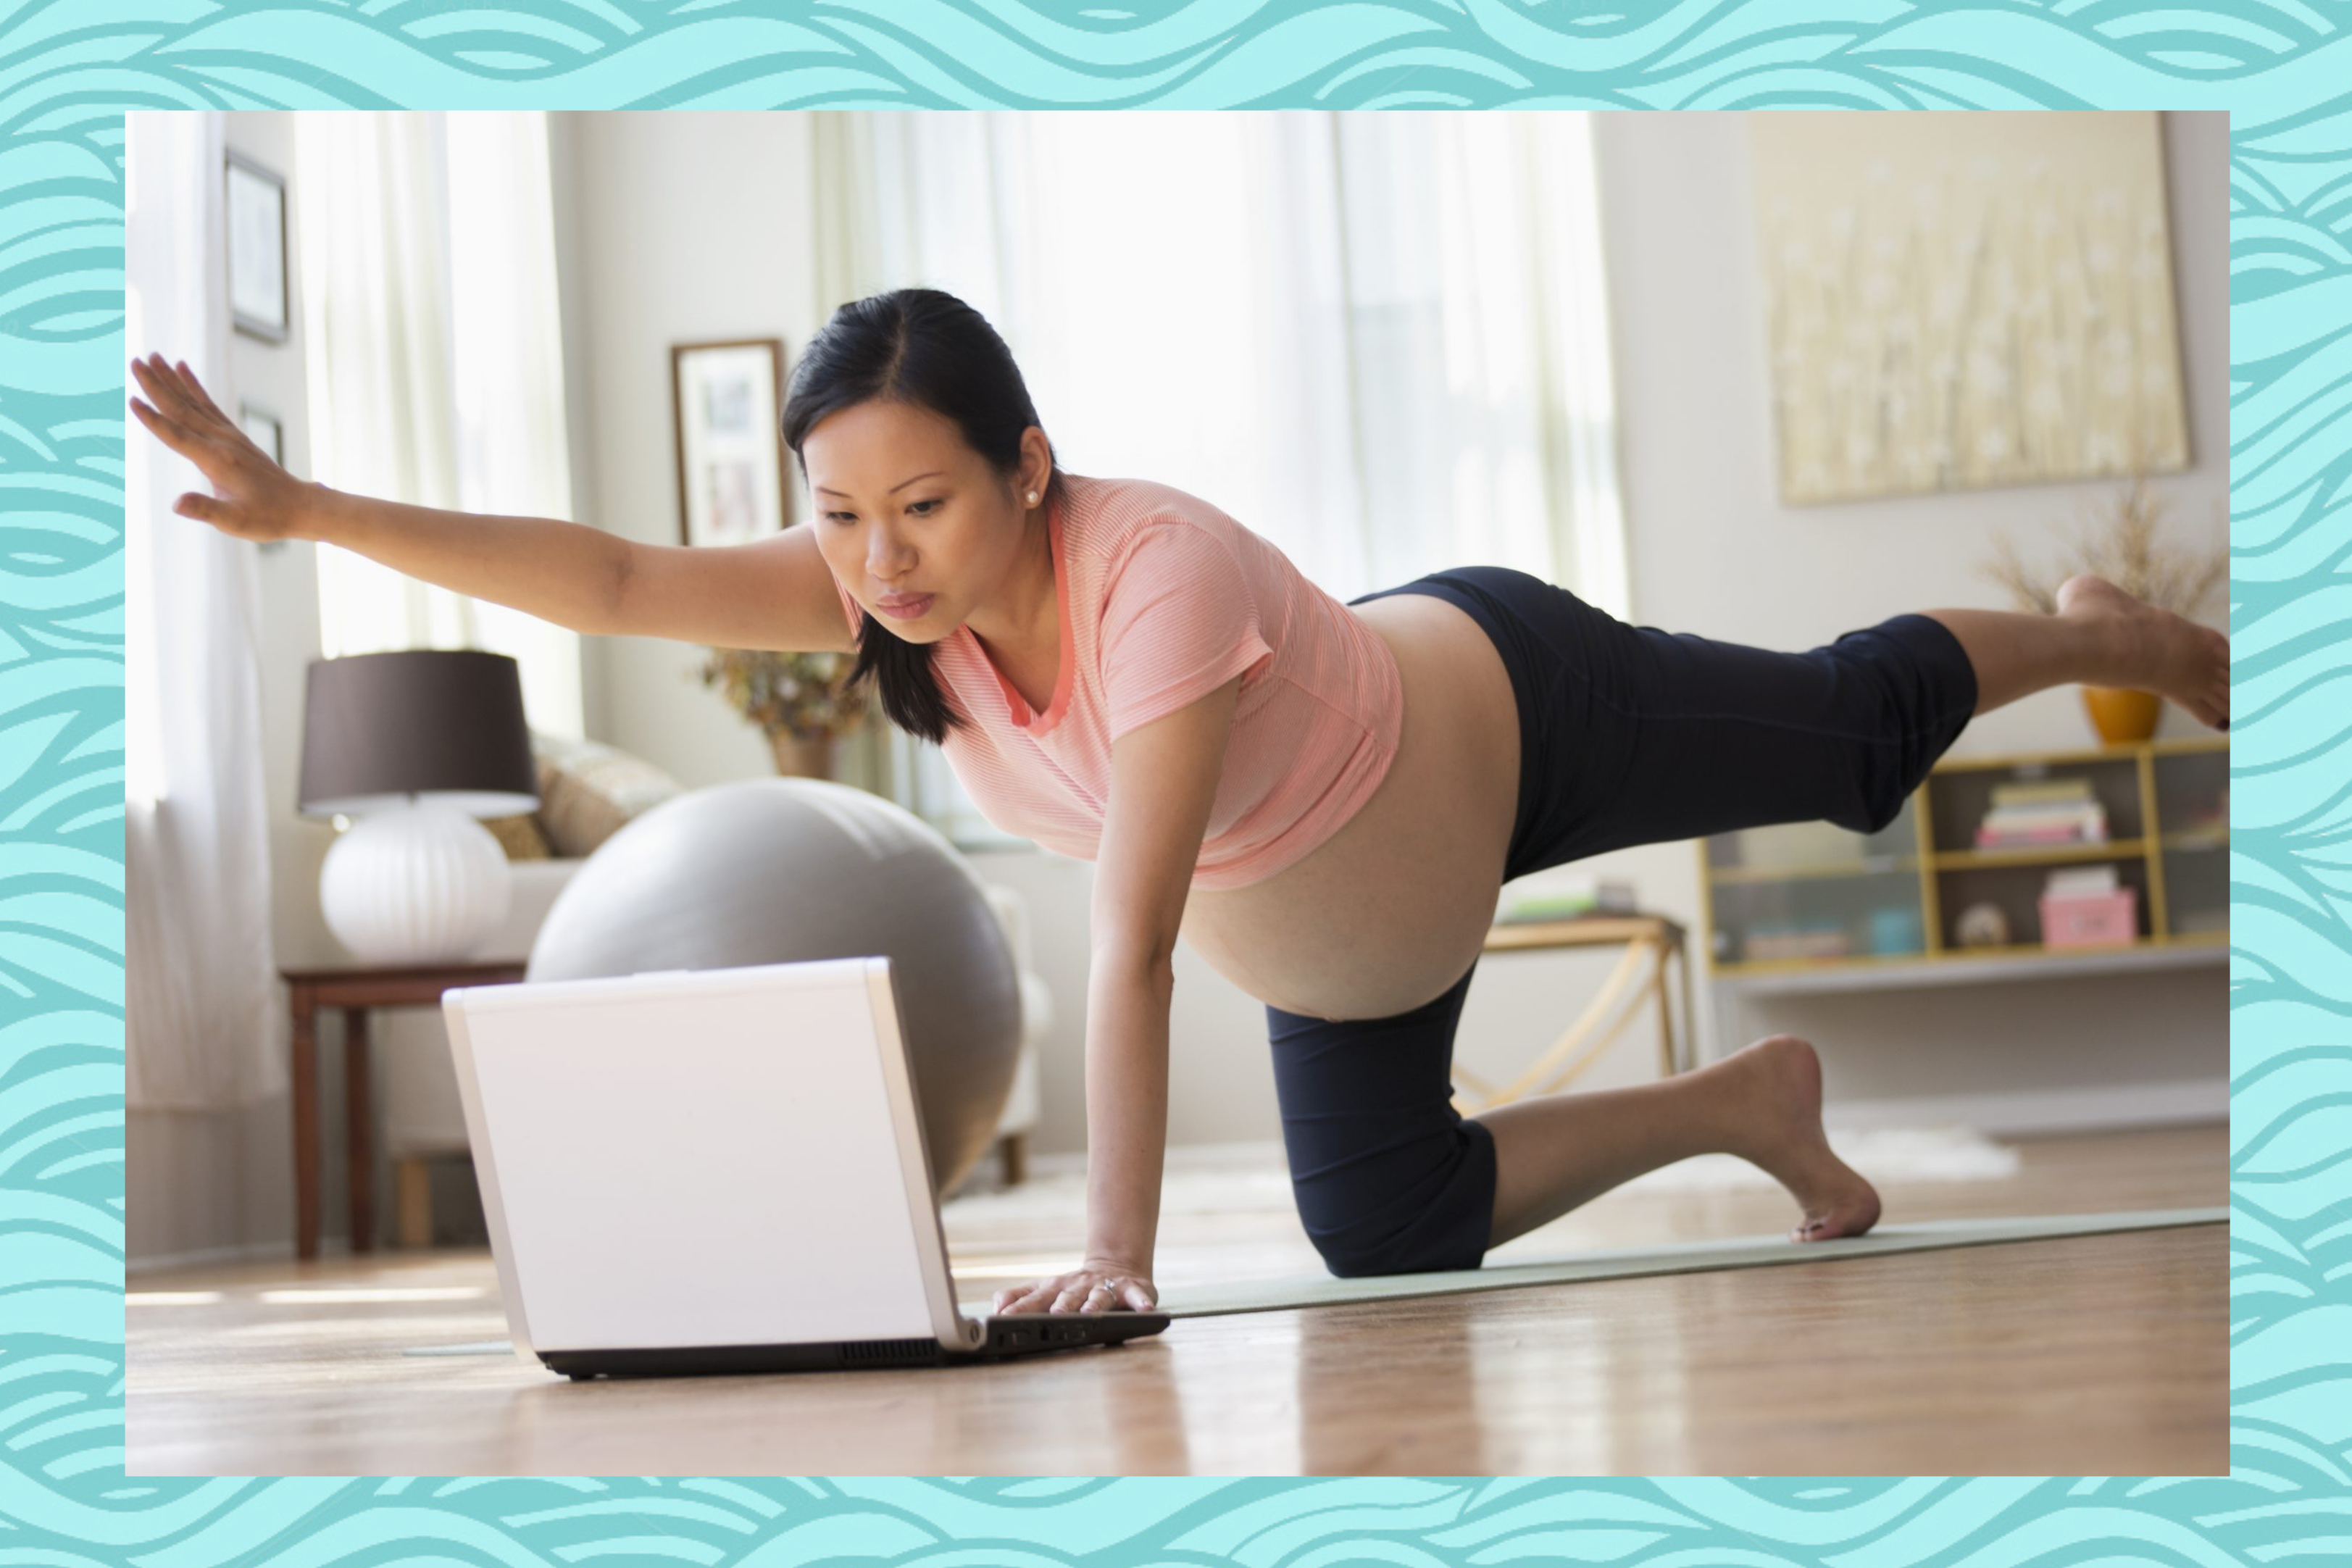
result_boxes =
[830,473,1402,891]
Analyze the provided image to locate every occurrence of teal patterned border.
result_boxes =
[0,0,2318,1558]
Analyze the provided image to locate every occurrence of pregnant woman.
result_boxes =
[130,288,2230,1317]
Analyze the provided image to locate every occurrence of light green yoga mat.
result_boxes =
[403,1206,2222,1358]
[1029,1206,2226,1320]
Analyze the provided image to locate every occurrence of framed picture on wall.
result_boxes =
[238,404,283,465]
[225,150,288,343]
[1751,111,2190,504]
[672,338,791,549]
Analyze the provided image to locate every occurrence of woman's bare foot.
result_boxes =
[2056,573,2231,730]
[1714,1034,1881,1242]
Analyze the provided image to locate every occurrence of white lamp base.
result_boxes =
[320,800,513,965]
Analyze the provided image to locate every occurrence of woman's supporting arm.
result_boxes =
[990,672,1246,1314]
[1080,944,1175,1278]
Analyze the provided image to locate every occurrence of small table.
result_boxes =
[280,961,525,1261]
[1463,913,1694,1112]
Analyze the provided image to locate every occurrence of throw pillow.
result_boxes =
[482,812,553,861]
[531,732,685,859]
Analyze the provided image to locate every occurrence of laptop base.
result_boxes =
[541,1312,1171,1379]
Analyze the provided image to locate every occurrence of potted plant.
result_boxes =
[1979,472,2227,744]
[694,648,873,778]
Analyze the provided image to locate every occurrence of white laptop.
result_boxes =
[441,956,1167,1379]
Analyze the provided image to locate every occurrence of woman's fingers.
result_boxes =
[129,396,212,462]
[134,356,243,450]
[131,356,203,426]
[996,1273,1085,1316]
[131,396,238,480]
[996,1280,1055,1316]
[992,1268,1156,1315]
[172,359,239,430]
[157,356,232,433]
[174,492,228,526]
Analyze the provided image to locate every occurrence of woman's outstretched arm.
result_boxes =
[991,672,1246,1315]
[129,351,854,652]
[130,353,633,634]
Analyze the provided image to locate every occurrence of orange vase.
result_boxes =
[2080,685,2161,745]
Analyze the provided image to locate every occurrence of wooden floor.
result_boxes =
[126,1125,2224,1475]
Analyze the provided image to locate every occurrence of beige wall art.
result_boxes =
[1751,111,2189,506]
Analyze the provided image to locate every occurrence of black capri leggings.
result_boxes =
[1267,566,1980,1278]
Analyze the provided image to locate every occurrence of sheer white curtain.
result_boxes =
[820,111,1627,846]
[808,112,898,806]
[295,111,584,741]
[124,110,286,1111]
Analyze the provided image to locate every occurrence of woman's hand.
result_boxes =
[128,352,314,544]
[991,1256,1159,1316]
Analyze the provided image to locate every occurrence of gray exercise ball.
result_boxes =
[526,777,1022,1195]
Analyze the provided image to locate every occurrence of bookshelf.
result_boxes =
[1693,735,2228,1054]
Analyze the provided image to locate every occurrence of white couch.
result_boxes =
[376,859,1048,1247]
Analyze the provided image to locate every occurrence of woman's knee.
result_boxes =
[1265,971,1494,1279]
[1288,1119,1498,1280]
[1838,615,1980,827]
[1308,1218,1480,1280]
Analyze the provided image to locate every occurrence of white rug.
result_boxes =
[942,1126,2022,1224]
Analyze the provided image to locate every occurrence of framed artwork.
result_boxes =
[238,404,283,465]
[1751,111,2190,505]
[671,337,790,548]
[224,150,289,343]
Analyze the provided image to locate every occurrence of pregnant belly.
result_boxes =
[1178,593,1520,1022]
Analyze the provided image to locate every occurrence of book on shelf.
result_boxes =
[1988,801,2101,824]
[1990,779,2095,806]
[1977,826,2109,847]
[1975,799,2109,848]
[1977,826,2108,846]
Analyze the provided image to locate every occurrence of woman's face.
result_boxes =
[803,399,1033,643]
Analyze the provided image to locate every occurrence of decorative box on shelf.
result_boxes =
[2041,888,2139,948]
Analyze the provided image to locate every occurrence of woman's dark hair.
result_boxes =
[781,288,1064,746]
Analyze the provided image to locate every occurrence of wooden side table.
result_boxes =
[280,961,526,1261]
[1463,913,1693,1113]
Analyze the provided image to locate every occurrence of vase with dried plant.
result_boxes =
[1979,472,2227,744]
[694,648,874,779]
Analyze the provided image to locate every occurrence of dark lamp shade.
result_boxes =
[297,649,540,819]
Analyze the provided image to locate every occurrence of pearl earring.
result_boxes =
[1026,491,1038,504]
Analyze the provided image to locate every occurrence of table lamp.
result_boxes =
[296,649,539,965]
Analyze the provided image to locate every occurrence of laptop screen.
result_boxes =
[459,963,940,1350]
